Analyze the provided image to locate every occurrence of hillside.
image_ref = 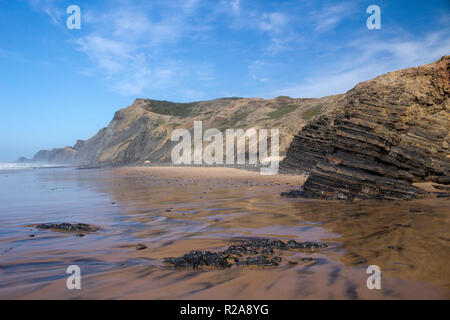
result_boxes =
[27,95,339,165]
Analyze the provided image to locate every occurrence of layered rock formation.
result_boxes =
[281,56,450,200]
[25,96,337,165]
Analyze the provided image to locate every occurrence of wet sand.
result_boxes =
[0,166,449,299]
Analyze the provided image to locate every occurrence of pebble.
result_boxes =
[136,243,147,251]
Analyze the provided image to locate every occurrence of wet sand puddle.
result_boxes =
[0,167,449,299]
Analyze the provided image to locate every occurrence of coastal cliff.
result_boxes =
[281,56,450,199]
[25,96,337,165]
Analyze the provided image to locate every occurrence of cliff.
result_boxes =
[27,96,338,165]
[281,56,450,199]
[31,146,77,164]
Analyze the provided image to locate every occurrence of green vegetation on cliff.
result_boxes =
[143,99,199,117]
[266,104,299,119]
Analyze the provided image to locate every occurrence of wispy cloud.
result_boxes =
[230,0,241,13]
[222,1,294,55]
[258,12,288,33]
[71,1,211,97]
[28,0,64,27]
[312,2,357,33]
[26,0,450,100]
[72,0,298,95]
[273,29,450,98]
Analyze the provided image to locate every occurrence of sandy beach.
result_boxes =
[0,166,449,299]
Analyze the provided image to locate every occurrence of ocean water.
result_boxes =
[0,162,60,171]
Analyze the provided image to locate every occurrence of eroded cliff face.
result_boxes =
[29,96,338,165]
[281,56,450,200]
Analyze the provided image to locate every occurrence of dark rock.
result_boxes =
[241,238,287,250]
[136,243,147,250]
[436,192,450,198]
[164,238,327,269]
[387,245,403,251]
[354,258,367,265]
[164,251,231,269]
[395,223,412,228]
[280,190,302,198]
[432,184,450,191]
[223,245,249,255]
[261,248,274,255]
[245,255,279,266]
[285,240,328,249]
[271,256,282,263]
[34,223,98,233]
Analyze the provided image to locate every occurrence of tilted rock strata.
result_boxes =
[281,56,450,199]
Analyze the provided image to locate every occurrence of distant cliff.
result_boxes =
[281,56,450,199]
[25,96,338,165]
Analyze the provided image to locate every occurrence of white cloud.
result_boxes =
[258,12,288,33]
[273,30,450,98]
[220,1,293,54]
[76,36,133,75]
[359,31,450,67]
[29,0,64,27]
[69,1,210,97]
[28,0,450,101]
[276,66,378,98]
[312,3,356,33]
[230,0,241,13]
[248,59,270,82]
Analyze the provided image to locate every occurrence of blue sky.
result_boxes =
[0,0,449,161]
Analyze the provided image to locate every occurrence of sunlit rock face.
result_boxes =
[281,56,450,200]
[26,96,339,166]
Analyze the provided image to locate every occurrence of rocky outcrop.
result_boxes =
[164,238,327,269]
[16,157,31,163]
[31,146,77,164]
[281,56,450,200]
[24,96,337,165]
[33,223,99,233]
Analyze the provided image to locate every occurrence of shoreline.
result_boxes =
[107,166,449,200]
[107,165,307,185]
